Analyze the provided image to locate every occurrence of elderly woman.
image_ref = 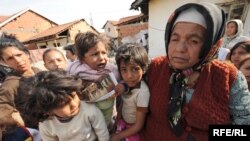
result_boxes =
[140,2,250,141]
[0,33,40,140]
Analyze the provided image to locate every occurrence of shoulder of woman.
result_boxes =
[31,66,42,74]
[2,76,21,87]
[149,56,168,67]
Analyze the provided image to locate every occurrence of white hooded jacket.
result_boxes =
[221,19,249,49]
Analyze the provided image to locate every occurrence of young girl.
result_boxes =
[239,54,250,90]
[229,40,250,68]
[23,70,109,141]
[68,32,120,128]
[110,44,150,141]
[43,48,67,71]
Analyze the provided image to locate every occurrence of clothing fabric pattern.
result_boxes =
[116,119,139,141]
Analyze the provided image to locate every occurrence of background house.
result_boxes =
[25,19,98,70]
[1,9,98,70]
[23,19,98,49]
[131,0,250,58]
[102,14,148,50]
[0,8,57,45]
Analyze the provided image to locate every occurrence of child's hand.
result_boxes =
[115,83,126,95]
[110,133,122,141]
[11,111,25,126]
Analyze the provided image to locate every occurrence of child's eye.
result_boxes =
[131,67,141,72]
[101,51,107,55]
[120,68,127,73]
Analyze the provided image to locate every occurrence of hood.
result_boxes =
[165,2,226,70]
[226,19,244,39]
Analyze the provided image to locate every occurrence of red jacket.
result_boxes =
[140,56,237,141]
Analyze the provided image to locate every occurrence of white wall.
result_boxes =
[243,6,250,37]
[36,38,68,48]
[148,0,237,58]
[104,22,118,38]
[148,0,192,58]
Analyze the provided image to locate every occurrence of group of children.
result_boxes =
[22,31,150,141]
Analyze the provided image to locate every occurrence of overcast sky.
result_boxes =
[0,0,140,32]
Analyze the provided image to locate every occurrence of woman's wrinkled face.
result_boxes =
[231,46,247,67]
[1,46,32,74]
[168,22,205,70]
[226,22,237,37]
[240,59,250,83]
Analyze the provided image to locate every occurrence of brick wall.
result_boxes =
[1,10,56,41]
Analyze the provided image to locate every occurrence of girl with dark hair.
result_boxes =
[23,70,109,141]
[239,54,250,90]
[229,40,250,68]
[110,44,150,141]
[68,31,121,129]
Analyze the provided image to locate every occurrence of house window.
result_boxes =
[53,43,61,47]
[39,45,47,49]
[229,3,246,20]
[108,28,111,32]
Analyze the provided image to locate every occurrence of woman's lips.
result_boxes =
[172,57,188,63]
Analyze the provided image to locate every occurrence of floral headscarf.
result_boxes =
[165,2,225,71]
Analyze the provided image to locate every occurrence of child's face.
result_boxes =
[52,92,80,118]
[231,47,247,67]
[65,50,76,62]
[44,50,67,71]
[83,42,108,71]
[119,61,144,87]
[240,59,250,83]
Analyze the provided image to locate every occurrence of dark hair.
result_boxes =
[0,64,20,83]
[229,40,250,60]
[42,48,65,61]
[0,32,29,61]
[75,31,109,63]
[115,43,149,74]
[23,70,83,121]
[63,43,76,55]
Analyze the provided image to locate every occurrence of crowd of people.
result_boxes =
[1,2,250,141]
